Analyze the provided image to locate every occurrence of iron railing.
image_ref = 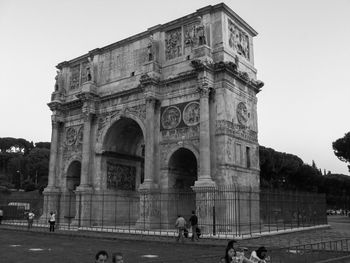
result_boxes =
[0,187,327,237]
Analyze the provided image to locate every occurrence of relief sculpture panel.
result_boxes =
[63,124,83,161]
[228,19,250,60]
[161,106,181,130]
[183,102,200,126]
[70,65,80,90]
[165,28,182,60]
[107,162,136,190]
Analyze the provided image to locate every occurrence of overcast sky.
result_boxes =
[0,0,349,175]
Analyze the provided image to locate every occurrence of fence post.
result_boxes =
[212,205,216,235]
[78,193,82,228]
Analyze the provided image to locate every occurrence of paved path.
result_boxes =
[0,215,349,262]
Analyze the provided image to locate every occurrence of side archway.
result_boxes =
[165,147,198,226]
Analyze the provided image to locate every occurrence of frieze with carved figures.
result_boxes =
[228,19,250,60]
[216,120,257,142]
[161,125,199,141]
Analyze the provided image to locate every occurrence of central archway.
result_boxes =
[103,117,145,191]
[99,117,145,226]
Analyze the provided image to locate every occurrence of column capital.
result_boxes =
[197,85,211,98]
[82,111,95,122]
[145,96,160,107]
[51,115,64,127]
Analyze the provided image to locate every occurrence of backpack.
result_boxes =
[196,227,201,238]
[184,228,189,238]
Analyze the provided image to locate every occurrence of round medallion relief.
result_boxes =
[77,126,84,144]
[183,102,200,126]
[237,102,248,125]
[66,127,77,145]
[161,106,181,130]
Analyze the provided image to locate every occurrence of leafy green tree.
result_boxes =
[333,132,350,172]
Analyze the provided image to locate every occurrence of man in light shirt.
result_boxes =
[175,214,186,243]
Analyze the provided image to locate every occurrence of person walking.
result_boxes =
[27,210,35,229]
[0,208,3,224]
[189,210,199,241]
[175,214,186,243]
[49,211,56,232]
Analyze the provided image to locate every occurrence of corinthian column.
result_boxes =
[41,114,62,223]
[140,97,158,190]
[47,118,60,189]
[194,84,215,187]
[79,112,93,188]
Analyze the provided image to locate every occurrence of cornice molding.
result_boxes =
[213,61,264,93]
[161,70,198,86]
[100,86,145,102]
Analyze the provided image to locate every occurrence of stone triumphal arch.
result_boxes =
[44,3,264,230]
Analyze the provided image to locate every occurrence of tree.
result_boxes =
[333,132,350,172]
[35,142,50,150]
[259,146,303,189]
[25,147,49,186]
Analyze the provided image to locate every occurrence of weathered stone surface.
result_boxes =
[43,3,263,230]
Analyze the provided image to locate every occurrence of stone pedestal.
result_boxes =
[81,81,97,94]
[50,91,64,102]
[40,187,61,224]
[142,61,161,79]
[136,189,161,230]
[71,186,93,227]
[192,45,212,62]
[193,186,216,234]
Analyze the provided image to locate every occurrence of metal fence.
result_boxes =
[0,187,327,237]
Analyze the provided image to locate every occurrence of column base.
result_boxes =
[71,186,93,227]
[75,185,93,193]
[138,180,159,191]
[193,178,216,188]
[40,187,61,224]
